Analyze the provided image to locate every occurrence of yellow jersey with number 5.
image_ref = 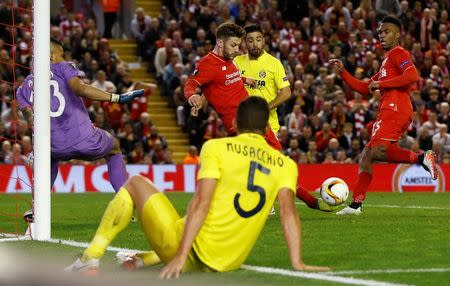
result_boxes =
[234,51,291,133]
[194,133,298,272]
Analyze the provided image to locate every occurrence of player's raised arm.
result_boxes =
[160,177,217,279]
[69,76,144,104]
[329,59,371,96]
[278,188,330,271]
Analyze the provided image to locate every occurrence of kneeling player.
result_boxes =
[66,97,330,275]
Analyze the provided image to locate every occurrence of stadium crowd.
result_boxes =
[0,0,172,164]
[146,0,450,164]
[0,0,450,165]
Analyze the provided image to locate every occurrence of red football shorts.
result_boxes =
[264,128,282,150]
[221,115,236,135]
[367,110,412,147]
[221,113,282,150]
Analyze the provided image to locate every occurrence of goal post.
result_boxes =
[31,0,51,240]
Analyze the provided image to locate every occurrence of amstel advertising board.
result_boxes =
[0,164,449,193]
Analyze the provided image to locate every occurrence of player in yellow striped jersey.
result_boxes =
[65,97,330,277]
[235,24,334,213]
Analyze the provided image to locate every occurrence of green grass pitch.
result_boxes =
[1,192,449,285]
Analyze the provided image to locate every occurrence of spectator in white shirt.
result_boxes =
[432,125,450,153]
[422,112,442,136]
[91,70,117,93]
[154,39,182,79]
[59,13,81,37]
[4,143,27,165]
[131,7,151,62]
[0,140,12,163]
[287,104,307,137]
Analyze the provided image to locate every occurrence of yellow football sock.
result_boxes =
[83,188,134,261]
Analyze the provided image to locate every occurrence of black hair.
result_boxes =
[244,24,263,36]
[50,38,64,48]
[236,96,269,133]
[381,15,402,30]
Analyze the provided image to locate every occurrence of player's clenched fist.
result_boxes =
[329,59,344,74]
[188,94,203,109]
[110,89,145,104]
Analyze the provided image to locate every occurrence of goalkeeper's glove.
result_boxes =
[110,89,145,104]
[317,198,339,212]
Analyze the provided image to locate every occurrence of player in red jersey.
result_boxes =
[183,22,282,150]
[330,16,438,215]
[184,23,332,212]
[184,23,247,133]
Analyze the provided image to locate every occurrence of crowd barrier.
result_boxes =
[0,163,448,193]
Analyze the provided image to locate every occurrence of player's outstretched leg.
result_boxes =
[296,185,336,212]
[107,138,129,192]
[65,187,134,273]
[107,153,128,192]
[296,185,318,209]
[337,146,373,215]
[24,158,61,224]
[419,150,438,180]
[380,141,438,180]
[335,172,369,215]
[51,158,59,187]
[296,185,339,212]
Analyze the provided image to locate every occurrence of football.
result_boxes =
[320,177,349,206]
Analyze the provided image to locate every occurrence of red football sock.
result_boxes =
[296,185,318,209]
[386,142,419,164]
[352,172,372,203]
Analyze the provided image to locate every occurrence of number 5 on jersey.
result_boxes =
[234,161,270,218]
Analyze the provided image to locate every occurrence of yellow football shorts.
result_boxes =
[140,192,214,272]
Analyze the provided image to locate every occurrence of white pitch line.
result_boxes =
[46,238,142,253]
[325,268,450,275]
[0,236,141,253]
[241,265,410,286]
[294,202,450,210]
[0,236,413,286]
[363,204,450,210]
[0,237,31,242]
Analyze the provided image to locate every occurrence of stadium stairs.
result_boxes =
[108,0,189,163]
